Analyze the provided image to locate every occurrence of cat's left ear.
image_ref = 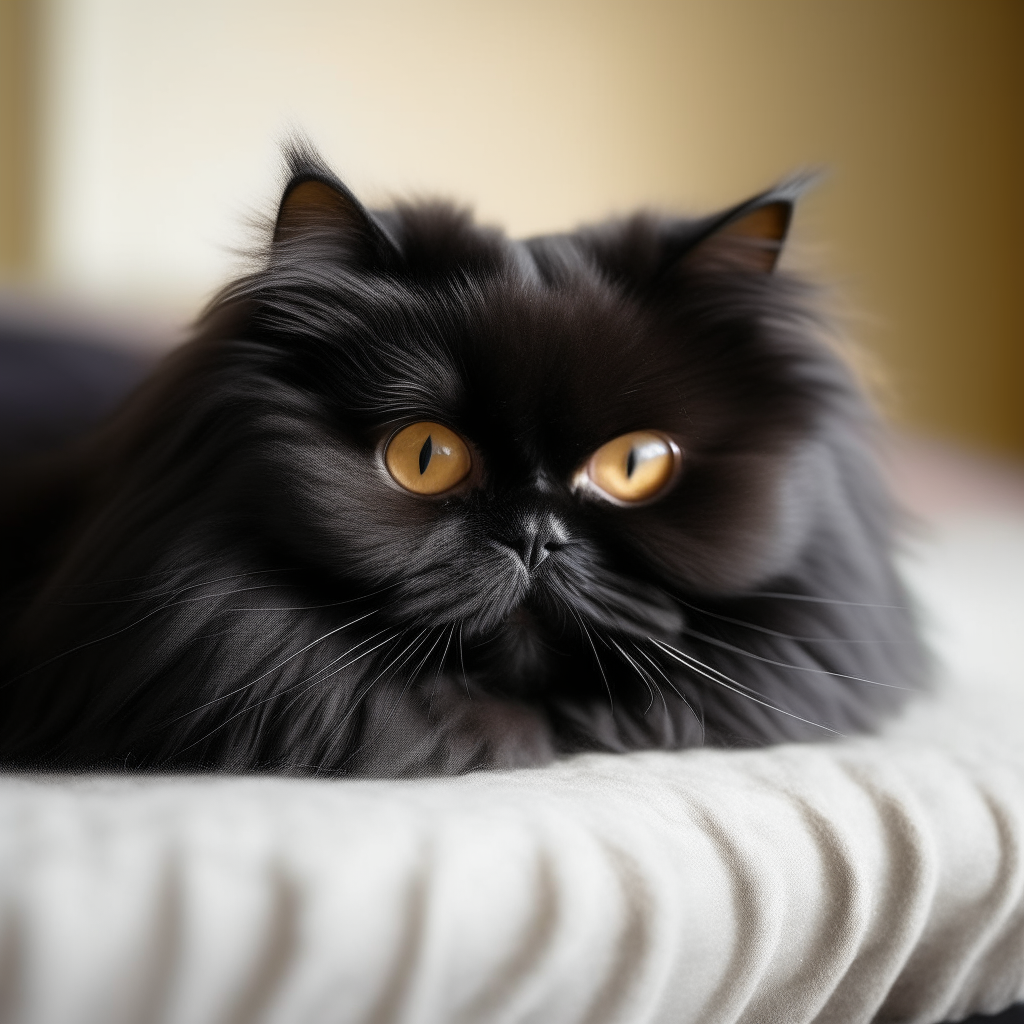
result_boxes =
[273,141,400,267]
[672,174,815,274]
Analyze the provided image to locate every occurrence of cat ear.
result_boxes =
[273,141,400,266]
[672,174,816,274]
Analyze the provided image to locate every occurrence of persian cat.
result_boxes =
[0,145,925,775]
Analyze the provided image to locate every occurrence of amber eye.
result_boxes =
[385,421,472,495]
[576,430,680,504]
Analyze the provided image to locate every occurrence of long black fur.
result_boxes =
[0,145,926,775]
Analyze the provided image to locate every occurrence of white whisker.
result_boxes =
[569,608,612,712]
[683,627,909,690]
[172,610,378,721]
[609,638,659,716]
[271,630,401,721]
[175,629,400,756]
[649,637,843,737]
[677,600,910,644]
[740,591,908,610]
[632,642,705,742]
[457,621,470,699]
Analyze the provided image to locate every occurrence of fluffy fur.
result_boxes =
[0,146,926,775]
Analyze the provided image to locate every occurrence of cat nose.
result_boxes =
[514,513,567,572]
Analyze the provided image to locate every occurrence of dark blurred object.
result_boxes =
[958,1006,1024,1023]
[0,295,160,458]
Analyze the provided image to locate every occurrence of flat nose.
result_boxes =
[514,513,567,572]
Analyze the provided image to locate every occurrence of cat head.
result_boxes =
[176,144,858,699]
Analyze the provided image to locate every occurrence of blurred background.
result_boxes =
[1,0,1022,460]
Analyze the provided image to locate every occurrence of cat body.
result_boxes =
[0,147,925,775]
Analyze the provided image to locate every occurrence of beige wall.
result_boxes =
[6,0,1024,454]
[0,0,36,276]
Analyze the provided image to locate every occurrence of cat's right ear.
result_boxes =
[273,143,400,267]
[664,173,818,276]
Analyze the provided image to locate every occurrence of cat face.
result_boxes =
[213,154,841,700]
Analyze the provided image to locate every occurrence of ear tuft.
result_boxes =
[273,139,400,266]
[679,173,818,275]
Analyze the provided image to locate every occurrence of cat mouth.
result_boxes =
[503,607,554,666]
[533,569,685,642]
[465,605,571,696]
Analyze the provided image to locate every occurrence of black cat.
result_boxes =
[0,144,926,775]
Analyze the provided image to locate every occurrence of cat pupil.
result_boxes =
[626,447,637,478]
[419,435,433,475]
